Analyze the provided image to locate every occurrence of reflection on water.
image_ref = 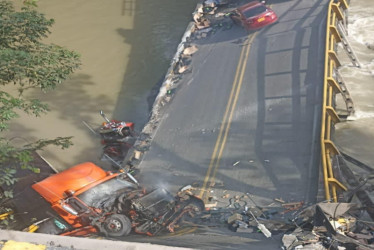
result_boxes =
[335,0,374,166]
[6,0,197,171]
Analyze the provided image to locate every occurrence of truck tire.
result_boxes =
[102,214,131,237]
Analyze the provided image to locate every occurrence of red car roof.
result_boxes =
[32,162,109,204]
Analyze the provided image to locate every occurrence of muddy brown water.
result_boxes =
[5,0,198,171]
[335,0,374,171]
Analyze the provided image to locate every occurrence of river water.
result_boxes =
[6,0,197,171]
[6,0,373,172]
[335,0,374,169]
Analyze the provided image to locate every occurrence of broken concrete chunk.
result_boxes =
[236,227,254,233]
[183,45,198,56]
[274,198,285,204]
[222,194,230,199]
[205,202,217,209]
[134,150,142,160]
[178,65,189,74]
[318,203,356,218]
[196,3,204,14]
[193,12,203,22]
[196,19,211,30]
[282,234,298,249]
[236,220,248,229]
[248,207,263,218]
[215,12,226,18]
[227,213,243,224]
[180,185,192,192]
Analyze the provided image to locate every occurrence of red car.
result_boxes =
[231,1,278,30]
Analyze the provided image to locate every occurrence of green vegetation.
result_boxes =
[0,0,81,226]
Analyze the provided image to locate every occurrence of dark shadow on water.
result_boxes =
[113,0,199,130]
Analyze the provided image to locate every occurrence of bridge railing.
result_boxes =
[320,0,352,202]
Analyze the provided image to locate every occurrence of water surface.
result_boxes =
[335,0,374,168]
[7,0,197,171]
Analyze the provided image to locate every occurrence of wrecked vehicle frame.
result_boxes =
[31,162,204,237]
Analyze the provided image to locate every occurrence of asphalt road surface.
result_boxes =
[131,0,330,249]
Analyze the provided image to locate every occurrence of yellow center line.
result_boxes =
[199,32,257,200]
[210,33,257,185]
[198,39,247,198]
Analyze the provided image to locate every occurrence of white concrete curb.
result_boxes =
[0,230,192,250]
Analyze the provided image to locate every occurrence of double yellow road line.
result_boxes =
[199,33,257,201]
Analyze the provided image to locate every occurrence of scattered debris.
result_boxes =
[133,150,142,160]
[227,213,243,224]
[281,203,374,249]
[201,214,212,219]
[236,227,254,233]
[222,194,230,199]
[249,211,272,238]
[195,17,211,30]
[183,45,198,56]
[205,202,218,209]
[281,201,304,214]
[274,198,285,204]
[180,185,193,192]
[232,161,240,167]
[178,65,190,74]
[215,12,227,18]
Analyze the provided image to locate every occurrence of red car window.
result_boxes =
[242,5,267,18]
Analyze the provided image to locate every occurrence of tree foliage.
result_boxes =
[0,0,81,223]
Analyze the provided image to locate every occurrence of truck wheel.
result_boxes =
[102,214,131,237]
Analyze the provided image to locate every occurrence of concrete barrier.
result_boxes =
[0,230,191,250]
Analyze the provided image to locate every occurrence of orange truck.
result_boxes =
[32,162,203,237]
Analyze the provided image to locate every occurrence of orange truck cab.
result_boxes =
[32,162,204,237]
[32,162,138,236]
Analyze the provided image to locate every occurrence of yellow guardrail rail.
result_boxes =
[321,0,350,202]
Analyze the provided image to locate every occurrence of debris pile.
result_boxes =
[190,0,238,39]
[223,201,297,237]
[282,203,374,249]
[188,187,374,250]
